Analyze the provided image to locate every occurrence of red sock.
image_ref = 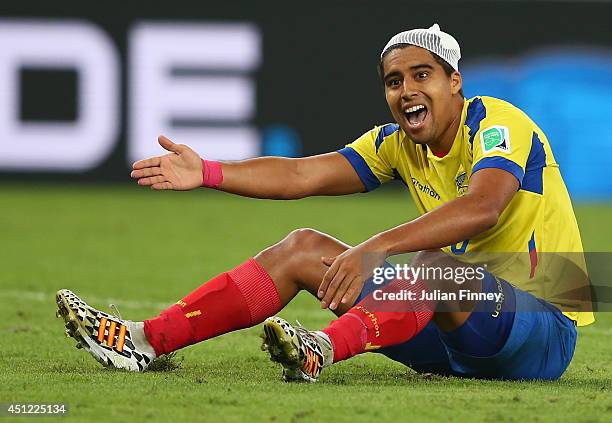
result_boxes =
[322,278,433,363]
[144,258,281,355]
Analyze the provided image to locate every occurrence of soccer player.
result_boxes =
[56,24,593,380]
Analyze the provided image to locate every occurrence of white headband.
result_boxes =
[381,23,461,71]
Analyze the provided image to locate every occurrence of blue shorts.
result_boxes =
[356,267,577,381]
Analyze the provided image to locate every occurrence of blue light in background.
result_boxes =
[462,48,612,200]
[262,125,302,157]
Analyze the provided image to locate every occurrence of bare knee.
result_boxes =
[255,228,350,296]
[256,228,331,269]
[283,228,329,253]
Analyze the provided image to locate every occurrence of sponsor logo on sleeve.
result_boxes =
[480,126,511,154]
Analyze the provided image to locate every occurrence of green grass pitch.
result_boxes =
[0,184,610,422]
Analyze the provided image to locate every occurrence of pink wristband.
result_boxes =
[201,159,224,188]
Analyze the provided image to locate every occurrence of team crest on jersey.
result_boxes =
[481,126,511,154]
[455,171,468,196]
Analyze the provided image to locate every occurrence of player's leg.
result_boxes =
[56,228,352,371]
[374,267,517,376]
[262,250,490,381]
[379,273,578,380]
[142,228,356,355]
[268,249,576,381]
[434,279,577,380]
[321,249,489,360]
[254,228,353,314]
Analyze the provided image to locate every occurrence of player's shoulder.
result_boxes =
[357,123,404,150]
[464,96,542,158]
[370,122,403,140]
[466,95,534,127]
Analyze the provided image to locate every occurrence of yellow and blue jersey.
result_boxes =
[339,96,594,326]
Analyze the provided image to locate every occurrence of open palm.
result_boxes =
[131,135,203,190]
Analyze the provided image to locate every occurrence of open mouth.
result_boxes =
[404,104,428,130]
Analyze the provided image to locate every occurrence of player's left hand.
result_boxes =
[318,241,387,310]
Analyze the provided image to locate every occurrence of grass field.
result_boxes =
[1,184,610,422]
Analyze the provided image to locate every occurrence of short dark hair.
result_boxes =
[377,43,463,97]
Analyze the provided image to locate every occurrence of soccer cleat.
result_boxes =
[261,316,332,383]
[55,289,155,372]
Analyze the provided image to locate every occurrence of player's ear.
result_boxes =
[450,71,462,95]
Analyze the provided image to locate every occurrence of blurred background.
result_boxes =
[1,0,611,199]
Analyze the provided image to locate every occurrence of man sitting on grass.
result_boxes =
[56,24,592,381]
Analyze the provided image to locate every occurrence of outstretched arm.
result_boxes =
[130,135,365,199]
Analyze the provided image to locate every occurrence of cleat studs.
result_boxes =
[75,343,83,349]
[64,329,72,338]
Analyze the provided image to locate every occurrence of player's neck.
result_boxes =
[429,98,464,157]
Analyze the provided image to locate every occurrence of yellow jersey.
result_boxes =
[339,96,594,326]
